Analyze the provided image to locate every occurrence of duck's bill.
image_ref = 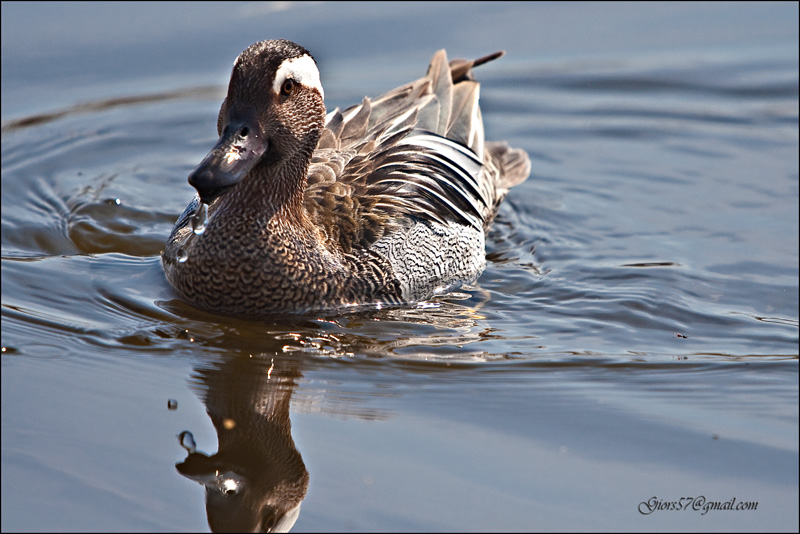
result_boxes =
[188,119,267,204]
[176,452,244,493]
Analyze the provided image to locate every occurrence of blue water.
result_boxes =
[2,2,798,532]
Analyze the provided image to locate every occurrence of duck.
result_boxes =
[162,39,530,317]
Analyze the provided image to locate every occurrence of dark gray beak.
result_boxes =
[188,113,266,204]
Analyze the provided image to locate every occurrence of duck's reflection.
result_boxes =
[177,356,308,533]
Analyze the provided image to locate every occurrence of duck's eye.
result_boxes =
[281,78,295,95]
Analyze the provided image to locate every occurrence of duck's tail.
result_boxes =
[484,141,531,223]
[448,50,505,82]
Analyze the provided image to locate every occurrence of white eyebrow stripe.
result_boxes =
[273,54,324,100]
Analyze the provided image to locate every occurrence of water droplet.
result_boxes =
[191,202,208,235]
[220,477,240,495]
[178,430,196,453]
[177,247,188,263]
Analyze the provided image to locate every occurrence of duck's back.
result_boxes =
[303,49,530,303]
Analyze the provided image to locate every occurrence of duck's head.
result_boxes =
[189,39,326,205]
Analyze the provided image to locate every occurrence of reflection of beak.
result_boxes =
[188,115,266,204]
[176,453,245,495]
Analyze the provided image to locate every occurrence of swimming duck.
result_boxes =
[162,39,530,316]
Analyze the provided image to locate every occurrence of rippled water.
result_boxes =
[2,2,798,532]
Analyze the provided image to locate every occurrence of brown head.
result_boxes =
[188,39,327,208]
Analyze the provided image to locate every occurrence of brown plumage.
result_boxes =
[162,39,530,317]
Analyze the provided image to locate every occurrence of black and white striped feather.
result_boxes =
[305,49,529,254]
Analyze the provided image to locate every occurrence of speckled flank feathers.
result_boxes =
[162,39,530,316]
